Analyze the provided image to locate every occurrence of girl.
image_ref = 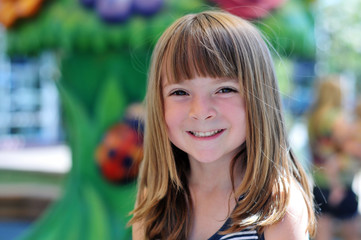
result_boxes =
[130,10,316,240]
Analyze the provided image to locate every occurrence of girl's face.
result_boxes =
[163,76,246,164]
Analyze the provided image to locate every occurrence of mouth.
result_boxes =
[188,129,224,138]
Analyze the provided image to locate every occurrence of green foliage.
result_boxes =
[82,184,111,240]
[274,57,294,95]
[19,75,136,239]
[95,77,127,137]
[257,0,315,59]
[57,83,95,174]
[59,50,148,116]
[6,0,207,56]
[7,0,316,59]
[18,179,135,240]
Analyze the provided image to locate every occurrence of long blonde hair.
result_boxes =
[130,10,315,239]
[308,76,342,139]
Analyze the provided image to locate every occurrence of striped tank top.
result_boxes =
[208,217,265,240]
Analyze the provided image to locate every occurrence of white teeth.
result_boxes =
[190,130,222,137]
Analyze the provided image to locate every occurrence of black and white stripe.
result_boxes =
[219,230,259,240]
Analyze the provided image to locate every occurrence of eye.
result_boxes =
[170,89,189,96]
[217,87,238,94]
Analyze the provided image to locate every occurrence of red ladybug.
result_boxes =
[96,122,143,184]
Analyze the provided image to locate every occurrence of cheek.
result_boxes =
[164,102,173,127]
[164,111,182,148]
[222,99,247,136]
[164,112,173,133]
[221,98,246,118]
[164,102,181,134]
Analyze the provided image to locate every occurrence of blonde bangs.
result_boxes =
[161,12,240,84]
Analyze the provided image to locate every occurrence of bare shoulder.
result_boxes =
[132,220,145,240]
[264,180,309,240]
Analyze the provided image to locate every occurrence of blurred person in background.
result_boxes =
[343,99,361,159]
[308,76,361,240]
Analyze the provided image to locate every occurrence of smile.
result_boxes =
[188,129,224,137]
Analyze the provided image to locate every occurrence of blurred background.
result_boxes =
[0,0,360,239]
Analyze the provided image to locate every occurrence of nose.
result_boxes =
[189,95,216,120]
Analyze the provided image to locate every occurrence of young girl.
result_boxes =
[130,10,316,240]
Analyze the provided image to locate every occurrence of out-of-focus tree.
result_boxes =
[315,0,361,91]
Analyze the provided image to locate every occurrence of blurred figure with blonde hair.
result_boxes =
[344,99,361,159]
[308,75,361,240]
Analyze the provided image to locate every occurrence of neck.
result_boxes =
[188,157,244,194]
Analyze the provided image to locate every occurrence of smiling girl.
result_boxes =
[129,10,316,240]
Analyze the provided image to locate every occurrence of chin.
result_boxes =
[189,153,222,164]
